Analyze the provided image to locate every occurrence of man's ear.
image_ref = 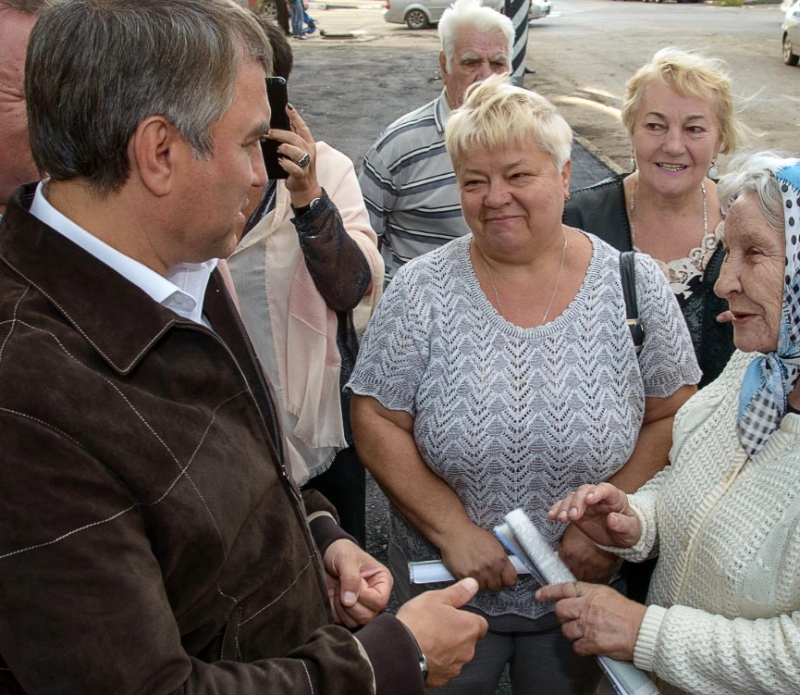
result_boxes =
[128,116,183,197]
[439,51,448,77]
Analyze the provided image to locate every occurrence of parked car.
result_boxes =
[783,0,800,66]
[384,0,551,30]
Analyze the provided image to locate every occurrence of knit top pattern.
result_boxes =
[349,233,699,619]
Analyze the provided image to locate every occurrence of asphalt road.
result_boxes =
[288,11,617,188]
[292,0,798,174]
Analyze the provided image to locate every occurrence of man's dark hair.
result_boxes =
[255,17,293,80]
[25,0,272,194]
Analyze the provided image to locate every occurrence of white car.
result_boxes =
[384,0,551,31]
[783,0,800,66]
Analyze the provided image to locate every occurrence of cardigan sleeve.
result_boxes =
[634,604,800,695]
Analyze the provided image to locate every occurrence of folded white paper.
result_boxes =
[408,556,531,584]
[497,509,660,695]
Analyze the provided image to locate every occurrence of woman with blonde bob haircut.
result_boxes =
[564,47,751,604]
[566,47,749,392]
[621,47,746,158]
[445,78,572,173]
[349,75,700,695]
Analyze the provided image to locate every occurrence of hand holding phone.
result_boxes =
[262,76,290,180]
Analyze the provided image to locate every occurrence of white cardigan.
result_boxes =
[618,350,800,694]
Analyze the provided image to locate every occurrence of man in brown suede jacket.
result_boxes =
[0,1,486,693]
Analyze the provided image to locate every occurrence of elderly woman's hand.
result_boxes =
[439,522,517,593]
[558,524,619,583]
[548,482,642,549]
[265,104,322,207]
[535,581,646,661]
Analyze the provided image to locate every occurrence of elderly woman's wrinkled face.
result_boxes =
[715,192,785,354]
[631,81,721,199]
[456,141,570,258]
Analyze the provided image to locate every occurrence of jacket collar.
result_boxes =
[0,183,190,375]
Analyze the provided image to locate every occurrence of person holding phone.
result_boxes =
[227,19,383,547]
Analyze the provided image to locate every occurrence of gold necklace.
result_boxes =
[474,229,569,325]
[628,180,707,249]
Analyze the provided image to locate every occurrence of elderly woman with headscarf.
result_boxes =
[539,152,800,695]
[348,75,700,695]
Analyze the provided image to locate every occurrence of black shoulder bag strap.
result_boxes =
[620,251,645,355]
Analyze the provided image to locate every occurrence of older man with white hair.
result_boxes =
[358,0,513,283]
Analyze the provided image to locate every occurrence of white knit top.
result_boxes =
[619,349,800,694]
[348,233,700,619]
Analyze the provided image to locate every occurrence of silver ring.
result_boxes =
[573,581,582,598]
[297,152,311,169]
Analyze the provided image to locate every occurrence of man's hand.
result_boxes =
[558,524,619,582]
[397,578,488,688]
[535,581,646,662]
[439,522,517,592]
[323,539,393,628]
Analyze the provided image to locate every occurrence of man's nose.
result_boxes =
[252,147,268,188]
[476,61,495,81]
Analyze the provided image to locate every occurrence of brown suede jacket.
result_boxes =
[0,185,421,695]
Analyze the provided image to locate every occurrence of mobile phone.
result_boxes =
[263,77,290,180]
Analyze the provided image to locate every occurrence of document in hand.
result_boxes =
[495,509,660,695]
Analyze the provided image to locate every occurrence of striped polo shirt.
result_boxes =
[358,89,470,284]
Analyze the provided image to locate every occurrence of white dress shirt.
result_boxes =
[29,182,216,326]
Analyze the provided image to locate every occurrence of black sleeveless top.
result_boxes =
[563,174,734,388]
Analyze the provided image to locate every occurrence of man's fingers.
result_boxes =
[437,577,480,609]
[335,570,361,607]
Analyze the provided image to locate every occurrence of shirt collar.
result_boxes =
[30,182,217,325]
[434,89,452,133]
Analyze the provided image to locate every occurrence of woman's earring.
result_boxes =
[630,155,637,173]
[708,160,718,180]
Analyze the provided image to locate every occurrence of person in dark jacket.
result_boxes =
[564,47,749,388]
[0,1,487,693]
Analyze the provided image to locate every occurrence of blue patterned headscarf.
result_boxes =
[738,161,800,458]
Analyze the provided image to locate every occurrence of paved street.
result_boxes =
[293,0,797,173]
